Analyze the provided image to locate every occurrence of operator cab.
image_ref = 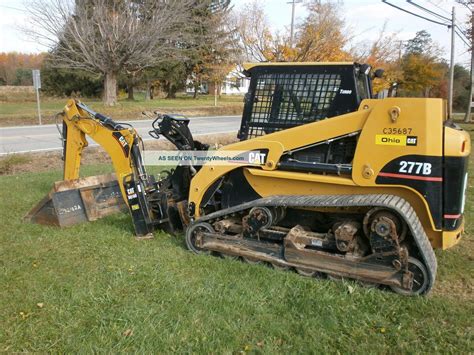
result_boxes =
[238,62,379,140]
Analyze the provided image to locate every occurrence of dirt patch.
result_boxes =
[0,132,239,176]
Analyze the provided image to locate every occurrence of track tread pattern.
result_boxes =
[192,194,437,294]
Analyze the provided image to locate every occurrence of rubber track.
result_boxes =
[193,194,437,294]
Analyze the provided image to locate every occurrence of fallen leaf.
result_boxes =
[36,303,44,309]
[347,285,355,294]
[257,341,264,347]
[123,329,133,337]
[19,311,28,320]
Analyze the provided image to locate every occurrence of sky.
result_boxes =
[0,0,471,66]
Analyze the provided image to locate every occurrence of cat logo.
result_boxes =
[112,132,130,157]
[249,152,267,165]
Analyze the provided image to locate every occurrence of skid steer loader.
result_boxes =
[27,62,470,296]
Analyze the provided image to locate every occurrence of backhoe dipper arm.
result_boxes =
[61,99,154,237]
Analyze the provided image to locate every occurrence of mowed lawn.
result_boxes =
[0,93,244,126]
[1,132,473,352]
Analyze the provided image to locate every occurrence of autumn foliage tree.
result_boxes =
[232,0,348,63]
[399,31,447,97]
[293,0,348,62]
[0,53,45,85]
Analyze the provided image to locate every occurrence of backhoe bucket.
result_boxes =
[26,173,127,227]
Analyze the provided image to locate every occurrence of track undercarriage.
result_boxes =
[185,194,437,296]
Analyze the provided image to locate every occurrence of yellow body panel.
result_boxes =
[444,125,471,157]
[352,98,443,187]
[188,97,468,250]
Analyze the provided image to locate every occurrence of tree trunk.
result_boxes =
[145,79,151,101]
[165,82,176,99]
[104,72,117,106]
[127,84,134,100]
[193,81,199,99]
[214,81,218,107]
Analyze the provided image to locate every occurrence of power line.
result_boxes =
[0,4,25,12]
[407,0,451,23]
[381,0,451,27]
[456,29,471,47]
[424,0,452,16]
[455,24,470,42]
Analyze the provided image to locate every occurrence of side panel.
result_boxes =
[375,155,443,229]
[188,109,369,217]
[353,98,444,231]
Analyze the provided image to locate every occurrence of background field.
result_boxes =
[0,89,244,126]
[0,128,473,353]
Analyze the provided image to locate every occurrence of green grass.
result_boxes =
[0,92,243,125]
[1,134,474,352]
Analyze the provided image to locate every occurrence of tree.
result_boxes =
[230,1,281,62]
[195,0,237,104]
[25,0,197,106]
[155,60,188,99]
[0,52,45,85]
[399,31,446,97]
[350,24,402,95]
[293,0,349,62]
[232,0,348,63]
[452,64,471,112]
[41,62,103,97]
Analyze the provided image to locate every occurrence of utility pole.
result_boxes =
[464,5,473,123]
[382,1,464,120]
[288,0,301,48]
[448,6,456,119]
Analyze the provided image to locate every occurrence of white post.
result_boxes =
[35,87,42,125]
[32,69,42,125]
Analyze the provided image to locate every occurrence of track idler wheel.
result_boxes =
[220,253,239,261]
[242,256,262,265]
[185,222,214,254]
[390,257,429,296]
[271,262,290,271]
[296,268,324,278]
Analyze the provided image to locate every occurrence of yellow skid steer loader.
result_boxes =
[27,62,470,296]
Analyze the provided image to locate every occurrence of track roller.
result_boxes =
[296,268,322,277]
[185,222,214,254]
[390,257,429,296]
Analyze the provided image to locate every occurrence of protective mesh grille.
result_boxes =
[247,72,342,138]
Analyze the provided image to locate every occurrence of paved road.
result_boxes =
[0,115,241,155]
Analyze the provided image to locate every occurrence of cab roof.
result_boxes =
[242,62,355,70]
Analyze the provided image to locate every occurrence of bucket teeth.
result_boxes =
[25,173,127,227]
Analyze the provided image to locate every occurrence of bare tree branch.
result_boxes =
[23,0,198,105]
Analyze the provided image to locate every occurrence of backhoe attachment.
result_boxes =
[26,173,126,226]
[26,99,207,238]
